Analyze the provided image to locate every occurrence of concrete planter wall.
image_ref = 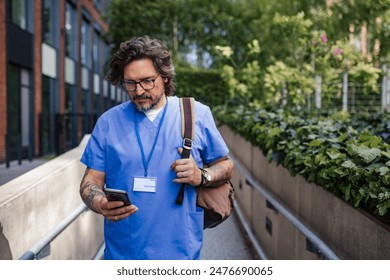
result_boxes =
[0,136,103,260]
[220,125,390,260]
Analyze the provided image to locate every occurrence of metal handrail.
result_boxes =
[19,204,88,260]
[233,201,269,260]
[230,152,340,260]
[93,242,105,260]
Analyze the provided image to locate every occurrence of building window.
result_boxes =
[8,0,33,32]
[104,0,111,16]
[93,30,102,74]
[65,2,78,59]
[81,19,92,68]
[7,64,32,160]
[65,84,78,148]
[20,69,31,148]
[93,31,102,115]
[41,76,56,155]
[94,0,102,12]
[10,0,26,29]
[42,0,59,46]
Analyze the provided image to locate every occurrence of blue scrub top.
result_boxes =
[80,96,229,260]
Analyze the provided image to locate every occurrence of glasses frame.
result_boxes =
[120,74,160,93]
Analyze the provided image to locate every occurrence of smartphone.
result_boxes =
[103,187,132,206]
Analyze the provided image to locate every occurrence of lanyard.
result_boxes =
[134,98,168,177]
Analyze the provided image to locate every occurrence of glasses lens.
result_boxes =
[122,81,136,92]
[140,79,155,90]
[122,76,158,92]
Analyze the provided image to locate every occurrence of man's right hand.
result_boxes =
[99,197,138,222]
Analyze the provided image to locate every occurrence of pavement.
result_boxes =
[0,158,49,186]
[1,158,256,260]
[201,211,257,260]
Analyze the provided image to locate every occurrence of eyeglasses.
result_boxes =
[120,74,160,92]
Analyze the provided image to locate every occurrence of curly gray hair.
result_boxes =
[106,35,175,95]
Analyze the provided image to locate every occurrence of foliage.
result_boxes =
[105,0,177,50]
[214,104,390,220]
[263,62,314,109]
[378,8,390,64]
[106,0,390,68]
[106,0,258,67]
[267,12,313,67]
[214,40,262,104]
[348,112,390,143]
[349,62,382,94]
[174,68,228,108]
[328,0,390,65]
[213,11,383,111]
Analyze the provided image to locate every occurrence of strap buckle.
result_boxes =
[183,138,192,150]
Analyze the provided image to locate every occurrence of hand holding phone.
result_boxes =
[103,187,132,206]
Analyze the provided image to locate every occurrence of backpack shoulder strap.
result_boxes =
[179,97,195,159]
[175,97,195,205]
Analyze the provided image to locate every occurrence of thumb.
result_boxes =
[177,147,183,154]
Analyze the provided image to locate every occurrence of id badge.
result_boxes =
[133,177,157,193]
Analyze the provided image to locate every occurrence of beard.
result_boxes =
[132,91,165,112]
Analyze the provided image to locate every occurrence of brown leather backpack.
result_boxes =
[175,97,234,229]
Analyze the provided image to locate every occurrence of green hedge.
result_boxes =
[174,68,228,108]
[215,104,390,224]
[172,68,390,224]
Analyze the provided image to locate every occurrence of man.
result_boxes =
[79,35,234,260]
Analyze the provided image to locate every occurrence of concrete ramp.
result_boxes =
[0,135,103,260]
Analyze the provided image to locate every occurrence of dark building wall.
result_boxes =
[0,0,6,162]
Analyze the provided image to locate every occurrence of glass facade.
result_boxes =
[93,30,102,115]
[42,0,59,47]
[64,1,79,149]
[81,16,92,131]
[41,0,59,155]
[7,64,21,160]
[7,64,32,160]
[8,0,34,32]
[3,0,112,163]
[10,0,26,29]
[94,0,102,12]
[41,76,55,155]
[65,2,78,59]
[81,19,92,68]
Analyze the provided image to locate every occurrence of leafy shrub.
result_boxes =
[174,68,228,108]
[215,104,390,221]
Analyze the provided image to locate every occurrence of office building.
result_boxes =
[0,0,127,163]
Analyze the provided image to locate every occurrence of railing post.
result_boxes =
[382,65,388,113]
[28,135,33,162]
[282,84,287,106]
[55,113,60,155]
[17,133,22,165]
[315,75,322,109]
[342,71,348,112]
[5,134,10,168]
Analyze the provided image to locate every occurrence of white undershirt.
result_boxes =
[144,107,163,121]
[144,96,173,121]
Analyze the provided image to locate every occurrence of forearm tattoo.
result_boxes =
[207,157,234,187]
[80,168,104,213]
